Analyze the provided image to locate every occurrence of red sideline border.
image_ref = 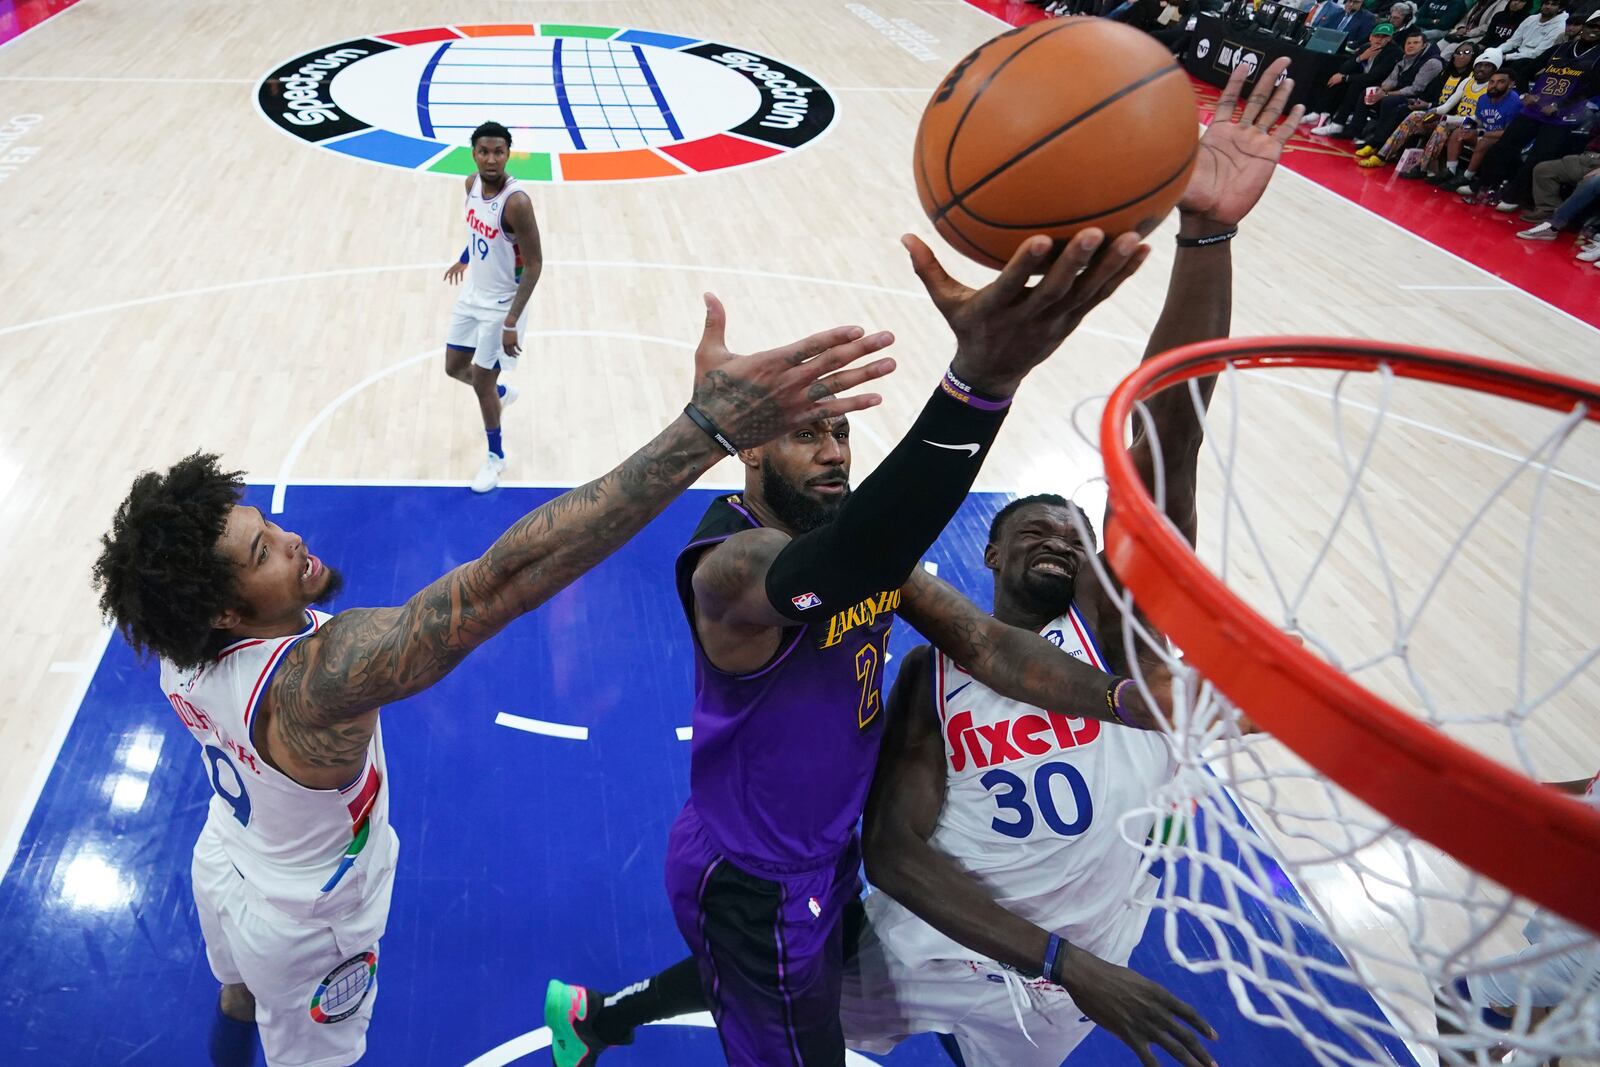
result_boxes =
[0,0,86,49]
[956,1,1600,332]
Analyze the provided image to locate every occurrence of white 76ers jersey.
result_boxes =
[871,607,1175,969]
[461,175,524,310]
[160,610,395,922]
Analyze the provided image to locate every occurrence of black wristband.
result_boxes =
[1175,228,1238,248]
[683,403,740,457]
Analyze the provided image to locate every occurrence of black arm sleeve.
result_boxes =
[764,381,1008,620]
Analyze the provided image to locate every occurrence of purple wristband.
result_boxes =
[1107,678,1137,726]
[940,367,1012,412]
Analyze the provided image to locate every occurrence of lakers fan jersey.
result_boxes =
[461,175,524,310]
[160,610,396,921]
[870,608,1174,968]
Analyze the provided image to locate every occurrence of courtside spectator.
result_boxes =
[1418,0,1471,39]
[1468,11,1600,207]
[1308,22,1402,131]
[1358,42,1487,162]
[1316,0,1382,38]
[1501,0,1570,81]
[1515,133,1600,240]
[1439,0,1516,48]
[1370,47,1502,170]
[1333,28,1443,138]
[1440,69,1524,185]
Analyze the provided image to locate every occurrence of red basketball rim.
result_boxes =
[1099,336,1600,935]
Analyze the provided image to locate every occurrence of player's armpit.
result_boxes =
[691,527,796,629]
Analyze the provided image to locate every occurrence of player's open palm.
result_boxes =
[1181,57,1304,229]
[1058,944,1218,1067]
[904,228,1149,397]
[688,292,896,451]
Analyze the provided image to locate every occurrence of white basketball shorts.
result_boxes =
[191,821,398,1067]
[447,293,528,373]
[840,922,1097,1067]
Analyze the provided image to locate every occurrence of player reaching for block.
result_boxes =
[90,303,895,1067]
[545,57,1303,1067]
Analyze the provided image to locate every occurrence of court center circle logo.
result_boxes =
[257,24,836,182]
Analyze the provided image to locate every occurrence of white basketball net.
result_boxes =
[1069,359,1600,1066]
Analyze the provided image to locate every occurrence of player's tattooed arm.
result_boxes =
[262,302,895,765]
[896,569,1170,729]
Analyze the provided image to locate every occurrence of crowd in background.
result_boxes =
[1023,0,1600,263]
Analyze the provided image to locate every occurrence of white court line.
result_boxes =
[675,726,693,741]
[0,625,112,882]
[48,661,90,674]
[493,713,588,741]
[270,331,695,514]
[0,259,1146,345]
[1395,284,1511,292]
[0,0,94,56]
[0,75,251,83]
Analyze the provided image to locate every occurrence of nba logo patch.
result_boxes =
[309,949,377,1023]
[791,592,821,611]
[807,896,822,918]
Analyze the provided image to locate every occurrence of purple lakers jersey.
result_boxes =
[675,495,897,872]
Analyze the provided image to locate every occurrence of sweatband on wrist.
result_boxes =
[1107,678,1136,726]
[941,366,1013,412]
[764,379,1009,622]
[1176,228,1238,248]
[1042,933,1066,981]
[459,247,470,264]
[683,403,740,457]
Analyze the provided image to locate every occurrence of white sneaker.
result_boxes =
[1578,241,1600,263]
[1494,201,1519,213]
[1301,112,1325,127]
[500,384,519,411]
[471,452,507,494]
[1516,222,1557,241]
[1310,122,1343,136]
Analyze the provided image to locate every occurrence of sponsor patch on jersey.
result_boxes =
[791,591,821,611]
[309,949,378,1023]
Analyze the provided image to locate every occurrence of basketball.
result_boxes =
[914,18,1201,269]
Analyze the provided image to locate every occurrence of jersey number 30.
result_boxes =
[982,761,1092,839]
[204,745,253,828]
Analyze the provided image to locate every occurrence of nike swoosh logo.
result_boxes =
[497,297,512,304]
[945,681,972,701]
[923,440,980,457]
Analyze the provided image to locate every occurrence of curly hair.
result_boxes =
[92,452,246,671]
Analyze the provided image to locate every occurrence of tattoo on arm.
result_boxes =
[691,527,793,629]
[264,417,717,764]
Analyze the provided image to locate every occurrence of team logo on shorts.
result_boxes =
[256,24,836,182]
[308,950,378,1023]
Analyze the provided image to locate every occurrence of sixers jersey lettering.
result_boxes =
[461,175,524,309]
[869,609,1174,970]
[675,494,894,871]
[160,610,396,921]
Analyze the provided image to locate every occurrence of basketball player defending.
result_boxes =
[441,121,543,493]
[90,299,895,1067]
[545,58,1304,1067]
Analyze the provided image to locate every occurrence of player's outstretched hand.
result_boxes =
[1058,944,1218,1067]
[903,228,1149,399]
[688,292,896,451]
[1180,56,1304,231]
[443,261,467,285]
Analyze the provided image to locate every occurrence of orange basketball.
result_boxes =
[915,18,1200,269]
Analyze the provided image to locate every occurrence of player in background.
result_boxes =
[544,57,1302,1067]
[91,301,894,1067]
[442,121,543,493]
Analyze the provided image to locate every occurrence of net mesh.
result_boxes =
[1068,355,1600,1066]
